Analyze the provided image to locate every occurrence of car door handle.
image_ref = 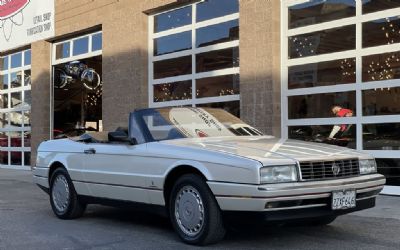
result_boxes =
[84,148,96,154]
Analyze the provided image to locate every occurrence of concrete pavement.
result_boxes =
[0,168,399,250]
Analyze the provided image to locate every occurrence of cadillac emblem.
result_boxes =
[332,163,341,176]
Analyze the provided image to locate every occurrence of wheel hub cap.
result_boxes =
[52,175,70,212]
[175,186,204,237]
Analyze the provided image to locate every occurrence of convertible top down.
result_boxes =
[33,107,385,245]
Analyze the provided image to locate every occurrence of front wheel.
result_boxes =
[50,168,86,219]
[169,174,226,245]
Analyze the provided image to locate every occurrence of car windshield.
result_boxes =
[139,108,264,141]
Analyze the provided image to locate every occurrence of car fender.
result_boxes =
[164,160,214,181]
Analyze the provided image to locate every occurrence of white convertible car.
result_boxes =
[33,108,385,245]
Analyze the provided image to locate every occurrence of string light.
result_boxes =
[368,17,400,82]
[85,82,103,107]
[154,83,191,102]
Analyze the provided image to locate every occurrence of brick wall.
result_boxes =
[239,0,281,136]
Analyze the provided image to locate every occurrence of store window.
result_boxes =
[288,92,356,119]
[289,0,356,29]
[0,49,31,169]
[52,32,102,138]
[289,125,356,149]
[289,58,356,89]
[283,0,400,188]
[149,0,240,115]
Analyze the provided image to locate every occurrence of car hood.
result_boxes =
[162,136,370,165]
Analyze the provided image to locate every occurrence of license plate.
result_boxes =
[332,190,356,210]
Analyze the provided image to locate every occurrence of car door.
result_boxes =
[80,142,154,203]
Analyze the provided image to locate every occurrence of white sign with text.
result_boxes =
[0,0,54,52]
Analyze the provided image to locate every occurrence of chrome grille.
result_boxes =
[299,158,360,181]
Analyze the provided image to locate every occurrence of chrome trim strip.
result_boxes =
[72,180,163,191]
[263,193,330,202]
[258,175,385,191]
[264,203,327,211]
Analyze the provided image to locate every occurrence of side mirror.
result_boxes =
[108,131,137,145]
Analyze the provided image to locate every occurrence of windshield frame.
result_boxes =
[132,108,264,143]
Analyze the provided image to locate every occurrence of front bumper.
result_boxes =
[208,174,385,213]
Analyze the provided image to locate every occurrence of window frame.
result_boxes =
[148,2,240,109]
[52,31,103,66]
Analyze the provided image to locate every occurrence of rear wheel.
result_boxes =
[169,174,226,245]
[50,168,86,219]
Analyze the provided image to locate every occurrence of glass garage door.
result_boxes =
[282,0,400,194]
[0,50,31,170]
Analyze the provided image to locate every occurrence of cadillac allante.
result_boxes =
[33,108,385,245]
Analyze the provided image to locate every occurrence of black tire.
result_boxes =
[49,168,86,219]
[169,174,226,245]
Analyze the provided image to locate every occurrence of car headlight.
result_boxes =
[359,159,377,175]
[260,165,298,184]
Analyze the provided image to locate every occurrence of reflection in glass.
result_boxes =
[0,74,8,89]
[1,56,8,70]
[153,80,192,102]
[23,111,31,127]
[289,0,356,29]
[0,112,8,128]
[55,42,70,59]
[289,125,356,149]
[288,58,356,89]
[10,71,22,88]
[92,33,102,51]
[11,53,22,68]
[154,31,191,56]
[0,151,8,165]
[362,51,400,82]
[154,56,192,79]
[363,87,400,116]
[0,132,7,148]
[197,101,240,117]
[1,94,8,109]
[363,16,400,48]
[9,132,22,148]
[10,151,22,165]
[363,0,400,14]
[10,111,23,127]
[73,37,89,56]
[196,74,239,98]
[154,6,192,33]
[10,92,22,108]
[363,123,400,150]
[24,50,31,66]
[24,90,32,108]
[197,0,239,22]
[288,92,356,119]
[24,70,31,86]
[289,25,356,59]
[376,158,400,186]
[196,20,239,48]
[24,152,31,166]
[196,47,239,73]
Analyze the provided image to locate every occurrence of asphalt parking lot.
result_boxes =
[1,168,400,250]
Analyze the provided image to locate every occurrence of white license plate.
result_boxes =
[332,190,356,210]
